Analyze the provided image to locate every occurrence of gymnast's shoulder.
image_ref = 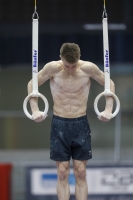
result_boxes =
[80,60,100,75]
[42,60,62,75]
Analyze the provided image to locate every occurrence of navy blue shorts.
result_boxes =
[50,115,92,161]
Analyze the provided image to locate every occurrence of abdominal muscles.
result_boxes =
[50,75,90,118]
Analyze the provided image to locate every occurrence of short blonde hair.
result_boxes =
[60,43,80,63]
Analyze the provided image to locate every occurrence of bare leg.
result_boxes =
[56,161,70,200]
[73,160,88,200]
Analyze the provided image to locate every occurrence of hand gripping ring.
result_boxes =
[23,92,49,120]
[94,91,120,118]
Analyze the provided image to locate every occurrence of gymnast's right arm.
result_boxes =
[27,62,54,122]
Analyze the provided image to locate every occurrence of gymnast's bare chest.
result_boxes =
[50,74,90,93]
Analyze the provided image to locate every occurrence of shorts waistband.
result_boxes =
[53,115,87,121]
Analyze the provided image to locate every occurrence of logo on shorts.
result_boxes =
[33,49,37,68]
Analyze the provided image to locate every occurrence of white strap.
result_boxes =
[103,17,110,92]
[32,19,39,94]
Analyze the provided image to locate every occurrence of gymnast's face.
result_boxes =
[61,57,79,74]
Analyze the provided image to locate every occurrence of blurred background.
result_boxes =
[0,0,133,200]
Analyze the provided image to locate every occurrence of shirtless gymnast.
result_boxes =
[27,43,115,200]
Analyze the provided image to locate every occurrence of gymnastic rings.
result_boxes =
[23,1,49,120]
[94,1,120,119]
[23,93,49,120]
[94,91,120,119]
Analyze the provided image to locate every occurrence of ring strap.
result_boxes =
[32,19,39,94]
[103,16,110,92]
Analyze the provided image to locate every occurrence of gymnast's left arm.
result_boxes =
[84,62,115,122]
